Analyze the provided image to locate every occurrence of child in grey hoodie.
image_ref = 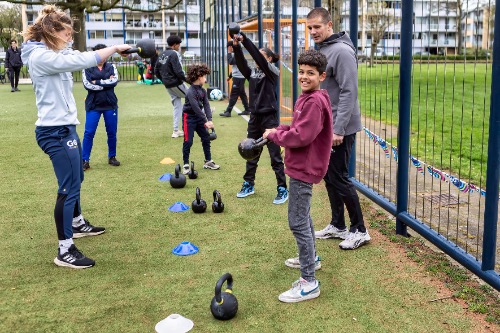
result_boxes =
[22,5,131,269]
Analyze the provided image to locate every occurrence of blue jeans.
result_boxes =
[35,125,83,240]
[82,109,118,161]
[288,177,316,282]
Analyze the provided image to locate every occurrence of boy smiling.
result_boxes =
[263,50,333,302]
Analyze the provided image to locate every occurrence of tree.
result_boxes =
[327,0,342,33]
[0,4,22,50]
[3,0,183,51]
[364,0,396,64]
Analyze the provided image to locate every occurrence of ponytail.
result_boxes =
[260,47,280,63]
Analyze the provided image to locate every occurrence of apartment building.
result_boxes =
[462,4,493,50]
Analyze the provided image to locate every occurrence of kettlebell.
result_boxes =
[169,164,187,188]
[238,137,268,160]
[212,190,224,213]
[228,22,241,38]
[208,128,217,141]
[210,273,238,320]
[188,161,198,179]
[191,187,207,213]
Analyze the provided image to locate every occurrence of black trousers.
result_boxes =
[324,133,366,233]
[8,66,21,88]
[226,77,249,112]
[243,112,286,189]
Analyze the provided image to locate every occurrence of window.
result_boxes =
[107,13,123,22]
[88,13,104,22]
[187,32,199,39]
[107,30,124,38]
[89,30,105,39]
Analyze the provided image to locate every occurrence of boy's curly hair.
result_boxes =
[186,64,211,84]
[297,50,328,74]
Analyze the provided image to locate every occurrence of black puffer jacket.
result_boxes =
[6,46,23,68]
[154,47,187,88]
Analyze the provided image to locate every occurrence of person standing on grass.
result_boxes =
[81,43,121,171]
[22,5,131,269]
[264,50,332,303]
[155,35,188,139]
[181,64,220,174]
[5,39,23,92]
[306,8,370,249]
[219,40,250,117]
[231,31,288,205]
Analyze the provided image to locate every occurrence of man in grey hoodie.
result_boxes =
[306,7,371,250]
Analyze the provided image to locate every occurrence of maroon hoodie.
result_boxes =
[267,89,333,184]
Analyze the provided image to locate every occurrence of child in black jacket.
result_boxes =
[232,32,288,204]
[181,64,220,174]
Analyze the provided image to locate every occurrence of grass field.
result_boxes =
[0,82,495,332]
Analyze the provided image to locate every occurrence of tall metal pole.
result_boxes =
[257,0,263,48]
[481,0,500,271]
[348,0,358,177]
[274,0,280,116]
[162,0,166,49]
[291,0,298,105]
[395,0,413,236]
[314,0,321,7]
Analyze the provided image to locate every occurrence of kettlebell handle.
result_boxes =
[213,190,221,204]
[175,164,180,177]
[196,187,201,204]
[191,161,195,171]
[215,272,234,304]
[254,137,268,148]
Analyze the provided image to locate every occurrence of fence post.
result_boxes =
[292,0,298,106]
[481,1,500,271]
[274,0,280,116]
[348,0,358,177]
[395,0,413,236]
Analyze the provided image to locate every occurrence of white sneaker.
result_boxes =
[278,277,320,303]
[182,164,190,175]
[203,160,220,170]
[315,224,348,239]
[284,255,322,271]
[339,231,371,250]
[171,130,183,138]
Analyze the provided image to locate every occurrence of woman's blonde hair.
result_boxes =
[23,5,73,50]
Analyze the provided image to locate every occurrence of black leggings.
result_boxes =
[8,66,21,88]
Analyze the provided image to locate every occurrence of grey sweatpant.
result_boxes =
[288,177,317,282]
[166,84,187,131]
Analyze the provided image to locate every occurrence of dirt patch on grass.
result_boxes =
[364,200,500,332]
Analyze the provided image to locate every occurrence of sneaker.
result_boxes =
[236,181,254,198]
[239,110,250,116]
[285,255,322,271]
[83,160,90,171]
[53,244,95,269]
[339,231,371,250]
[108,156,120,166]
[72,219,106,238]
[273,186,289,204]
[11,88,15,92]
[15,87,20,92]
[203,160,220,170]
[219,111,231,117]
[171,130,183,138]
[315,224,348,239]
[278,277,320,303]
[182,164,190,175]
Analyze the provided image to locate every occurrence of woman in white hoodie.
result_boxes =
[22,5,131,269]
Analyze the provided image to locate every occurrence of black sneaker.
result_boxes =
[239,110,250,115]
[73,219,106,238]
[54,244,95,269]
[109,156,120,166]
[15,87,20,92]
[83,160,90,171]
[219,111,231,117]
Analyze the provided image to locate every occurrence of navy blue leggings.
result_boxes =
[36,125,83,240]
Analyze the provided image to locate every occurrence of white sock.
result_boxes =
[72,214,85,227]
[58,238,74,254]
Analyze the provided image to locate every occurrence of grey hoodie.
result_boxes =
[318,32,362,136]
[22,41,98,126]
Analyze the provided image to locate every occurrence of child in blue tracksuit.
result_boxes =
[82,43,120,170]
[22,5,131,269]
[181,64,220,174]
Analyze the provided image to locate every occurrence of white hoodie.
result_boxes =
[22,41,99,126]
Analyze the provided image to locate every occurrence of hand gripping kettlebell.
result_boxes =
[210,273,238,320]
[228,22,241,38]
[212,190,224,213]
[188,161,198,179]
[169,164,187,188]
[191,187,207,213]
[208,128,217,141]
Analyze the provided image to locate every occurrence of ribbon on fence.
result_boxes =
[362,127,492,198]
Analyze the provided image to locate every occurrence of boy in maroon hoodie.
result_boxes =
[264,50,332,303]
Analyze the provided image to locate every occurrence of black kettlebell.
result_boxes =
[238,137,268,160]
[188,161,198,179]
[208,128,217,141]
[210,273,238,320]
[212,190,224,213]
[169,164,186,188]
[228,22,241,38]
[191,187,207,213]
